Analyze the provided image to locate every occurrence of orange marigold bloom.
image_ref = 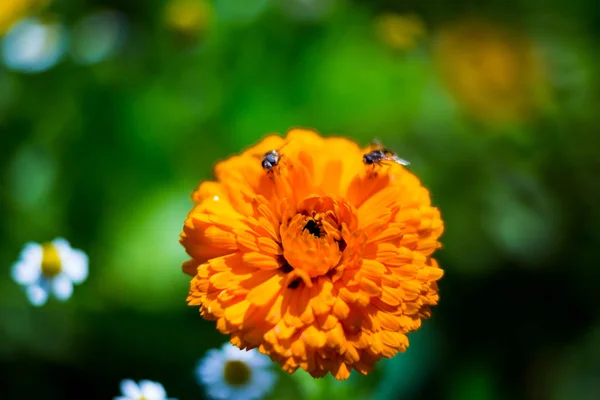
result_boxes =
[181,128,444,380]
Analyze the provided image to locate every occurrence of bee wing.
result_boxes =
[277,139,294,153]
[369,138,384,149]
[391,155,411,166]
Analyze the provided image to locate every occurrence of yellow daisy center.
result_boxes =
[223,360,252,387]
[41,242,62,277]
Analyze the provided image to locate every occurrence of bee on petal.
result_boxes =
[362,148,410,167]
[260,141,293,174]
[261,149,281,173]
[362,139,410,169]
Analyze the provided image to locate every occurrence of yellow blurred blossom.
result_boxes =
[164,0,213,36]
[434,18,548,124]
[0,0,50,36]
[376,13,426,51]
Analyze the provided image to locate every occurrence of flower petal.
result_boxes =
[20,242,43,264]
[246,273,284,307]
[196,349,225,384]
[120,380,141,398]
[52,274,73,301]
[242,252,280,270]
[11,260,41,285]
[249,368,276,397]
[62,249,88,284]
[26,284,48,306]
[139,380,166,400]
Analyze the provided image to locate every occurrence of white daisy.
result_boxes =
[1,17,68,73]
[114,379,177,400]
[70,10,127,65]
[11,238,88,307]
[196,343,277,400]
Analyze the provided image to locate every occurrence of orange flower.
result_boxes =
[375,13,426,51]
[163,0,213,37]
[433,18,547,123]
[181,128,444,380]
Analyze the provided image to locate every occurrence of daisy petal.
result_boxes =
[222,342,244,359]
[120,380,141,398]
[252,368,276,393]
[21,242,43,263]
[207,383,230,400]
[53,239,88,284]
[52,274,73,301]
[245,349,272,368]
[230,388,250,400]
[197,350,225,384]
[26,284,48,306]
[139,380,166,400]
[51,237,71,249]
[63,249,89,284]
[11,260,41,285]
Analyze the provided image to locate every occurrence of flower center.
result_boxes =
[303,219,321,237]
[223,360,252,387]
[280,196,355,286]
[41,242,62,277]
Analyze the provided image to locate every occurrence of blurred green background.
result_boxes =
[1,0,600,399]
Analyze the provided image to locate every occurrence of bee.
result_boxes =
[260,141,293,174]
[363,148,410,167]
[261,149,281,173]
